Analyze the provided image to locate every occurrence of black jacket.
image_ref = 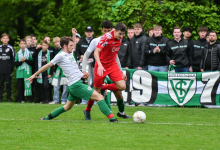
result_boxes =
[200,43,220,71]
[32,49,54,75]
[75,37,94,60]
[166,38,192,67]
[145,34,169,66]
[0,44,15,74]
[128,31,147,67]
[118,37,130,68]
[192,38,207,67]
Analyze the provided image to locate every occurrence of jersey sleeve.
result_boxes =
[51,53,62,65]
[96,35,108,50]
[87,39,97,53]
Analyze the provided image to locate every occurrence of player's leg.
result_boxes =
[84,67,105,120]
[89,90,118,122]
[41,100,76,120]
[113,90,131,119]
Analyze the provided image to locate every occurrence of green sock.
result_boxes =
[105,95,111,110]
[45,106,66,120]
[98,100,115,120]
[117,98,124,113]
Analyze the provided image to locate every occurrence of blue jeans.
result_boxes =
[148,65,168,72]
[53,76,68,103]
[174,67,189,72]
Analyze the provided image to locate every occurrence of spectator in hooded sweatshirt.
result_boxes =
[200,30,220,72]
[166,26,193,72]
[118,36,130,69]
[128,23,147,70]
[145,25,169,72]
[192,26,208,72]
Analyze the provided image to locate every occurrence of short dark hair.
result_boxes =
[30,34,37,38]
[199,26,208,32]
[183,27,192,33]
[19,39,26,43]
[174,26,181,31]
[209,30,217,36]
[60,36,73,48]
[43,36,50,40]
[206,32,210,37]
[101,20,113,29]
[148,28,153,32]
[115,22,127,32]
[42,40,49,45]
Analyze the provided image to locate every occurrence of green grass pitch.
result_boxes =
[1,103,220,150]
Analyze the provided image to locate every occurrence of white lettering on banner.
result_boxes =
[168,74,197,106]
[131,70,157,103]
[200,72,220,105]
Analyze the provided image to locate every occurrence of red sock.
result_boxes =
[102,83,118,91]
[85,100,94,112]
[107,113,114,119]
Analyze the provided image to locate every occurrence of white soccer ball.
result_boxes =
[133,111,146,123]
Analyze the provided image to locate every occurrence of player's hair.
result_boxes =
[206,32,210,37]
[42,40,49,45]
[43,36,50,40]
[209,30,217,36]
[148,28,154,32]
[115,22,127,32]
[25,36,32,41]
[19,39,26,43]
[133,23,142,29]
[154,25,162,30]
[173,26,181,31]
[1,33,9,38]
[101,20,113,29]
[60,36,73,48]
[53,37,60,43]
[199,26,208,32]
[30,34,37,39]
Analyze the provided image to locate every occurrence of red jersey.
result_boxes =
[96,30,123,68]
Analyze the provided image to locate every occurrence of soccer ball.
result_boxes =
[133,111,146,123]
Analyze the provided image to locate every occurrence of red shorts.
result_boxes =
[94,63,124,88]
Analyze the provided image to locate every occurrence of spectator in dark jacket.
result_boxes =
[127,27,134,41]
[166,26,193,72]
[145,25,169,72]
[192,26,208,72]
[200,30,220,72]
[118,36,130,68]
[148,28,154,37]
[128,23,147,70]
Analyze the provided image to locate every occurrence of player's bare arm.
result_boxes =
[27,62,54,83]
[72,28,77,50]
[94,47,105,76]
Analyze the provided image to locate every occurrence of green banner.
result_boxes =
[108,69,220,106]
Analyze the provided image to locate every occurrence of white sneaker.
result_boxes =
[61,102,66,104]
[49,101,56,104]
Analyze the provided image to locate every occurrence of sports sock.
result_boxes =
[45,106,66,120]
[86,100,94,111]
[98,100,115,120]
[105,95,111,110]
[117,98,124,113]
[102,83,118,91]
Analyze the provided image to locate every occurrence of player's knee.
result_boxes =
[96,94,104,102]
[117,84,126,91]
[64,104,72,111]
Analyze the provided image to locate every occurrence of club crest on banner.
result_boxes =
[168,73,197,106]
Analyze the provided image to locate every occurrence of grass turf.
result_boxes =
[1,103,220,150]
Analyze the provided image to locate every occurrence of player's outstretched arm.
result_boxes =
[72,28,77,50]
[27,62,54,83]
[94,48,105,76]
[82,50,91,72]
